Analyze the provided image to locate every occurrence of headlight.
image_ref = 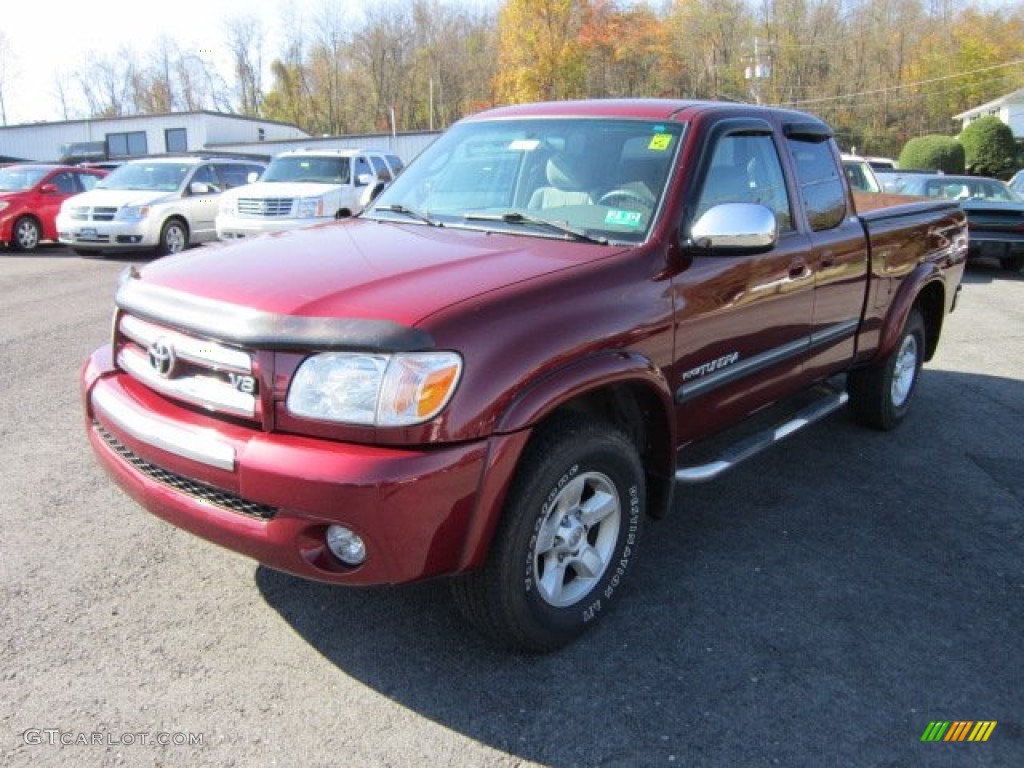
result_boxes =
[115,205,150,222]
[0,201,9,212]
[220,197,237,215]
[286,351,462,426]
[296,196,325,218]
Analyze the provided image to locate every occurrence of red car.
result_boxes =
[0,164,107,251]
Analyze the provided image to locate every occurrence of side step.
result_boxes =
[675,384,849,484]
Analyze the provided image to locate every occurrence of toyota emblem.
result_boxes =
[147,338,177,378]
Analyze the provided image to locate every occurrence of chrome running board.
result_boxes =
[675,384,849,484]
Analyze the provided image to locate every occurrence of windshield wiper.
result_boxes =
[463,211,608,245]
[372,204,441,227]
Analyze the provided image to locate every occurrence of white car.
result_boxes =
[215,148,403,240]
[57,156,266,256]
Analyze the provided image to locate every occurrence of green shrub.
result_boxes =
[898,135,965,173]
[959,116,1017,177]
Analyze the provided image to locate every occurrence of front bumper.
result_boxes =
[82,346,528,585]
[57,213,159,250]
[215,213,327,239]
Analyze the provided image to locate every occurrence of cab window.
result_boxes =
[787,138,846,231]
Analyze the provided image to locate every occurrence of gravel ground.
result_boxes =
[1,246,1021,768]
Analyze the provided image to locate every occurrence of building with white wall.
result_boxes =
[0,111,310,162]
[953,88,1024,140]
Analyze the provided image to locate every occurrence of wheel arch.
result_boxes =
[877,264,946,364]
[494,352,677,520]
[162,215,190,238]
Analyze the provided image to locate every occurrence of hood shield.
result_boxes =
[116,270,434,352]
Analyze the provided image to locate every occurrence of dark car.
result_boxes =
[1009,169,1024,197]
[894,173,1024,272]
[0,164,107,251]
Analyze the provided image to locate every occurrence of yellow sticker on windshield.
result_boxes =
[648,134,672,151]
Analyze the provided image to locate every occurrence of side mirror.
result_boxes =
[39,183,59,194]
[189,181,211,196]
[246,171,260,184]
[355,173,374,187]
[688,203,778,253]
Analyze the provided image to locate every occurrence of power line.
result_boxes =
[780,58,1024,106]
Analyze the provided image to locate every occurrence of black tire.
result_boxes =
[451,413,645,652]
[12,216,41,251]
[848,308,926,430]
[1001,254,1024,272]
[156,219,188,256]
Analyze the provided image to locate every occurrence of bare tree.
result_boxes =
[0,30,11,125]
[225,14,265,115]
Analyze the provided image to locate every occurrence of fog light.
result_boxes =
[325,525,367,565]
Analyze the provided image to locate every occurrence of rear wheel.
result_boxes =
[848,308,925,430]
[451,413,645,652]
[12,216,41,251]
[1001,253,1024,272]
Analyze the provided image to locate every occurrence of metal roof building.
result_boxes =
[0,111,311,163]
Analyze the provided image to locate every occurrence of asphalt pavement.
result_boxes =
[1,245,1021,767]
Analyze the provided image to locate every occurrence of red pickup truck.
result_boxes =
[81,100,967,651]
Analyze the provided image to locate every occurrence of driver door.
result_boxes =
[670,121,817,444]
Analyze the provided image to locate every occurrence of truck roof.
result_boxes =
[464,98,832,134]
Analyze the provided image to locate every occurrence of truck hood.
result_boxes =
[126,218,629,336]
[70,188,178,208]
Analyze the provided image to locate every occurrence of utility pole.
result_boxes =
[744,37,771,105]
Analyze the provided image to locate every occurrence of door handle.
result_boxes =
[788,261,809,279]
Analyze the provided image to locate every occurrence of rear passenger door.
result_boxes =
[784,127,870,380]
[671,119,817,443]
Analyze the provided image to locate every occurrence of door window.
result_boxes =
[696,133,792,231]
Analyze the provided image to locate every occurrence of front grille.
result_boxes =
[96,422,278,520]
[117,314,258,422]
[70,206,118,222]
[237,197,294,217]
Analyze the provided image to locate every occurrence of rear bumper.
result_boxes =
[81,346,529,585]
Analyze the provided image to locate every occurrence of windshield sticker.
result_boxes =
[605,209,643,228]
[509,139,541,151]
[648,134,673,151]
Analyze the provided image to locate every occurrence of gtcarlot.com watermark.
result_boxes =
[22,729,203,747]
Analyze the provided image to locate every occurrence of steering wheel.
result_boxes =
[598,188,653,209]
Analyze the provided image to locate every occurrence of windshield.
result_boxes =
[843,160,882,193]
[98,163,191,192]
[365,118,684,244]
[920,178,1023,202]
[0,166,49,191]
[263,156,351,184]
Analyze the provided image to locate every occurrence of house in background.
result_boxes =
[953,87,1024,141]
[0,111,310,163]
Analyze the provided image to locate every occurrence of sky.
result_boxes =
[0,0,1016,126]
[0,0,336,125]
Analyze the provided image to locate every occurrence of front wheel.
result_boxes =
[156,219,188,256]
[848,308,925,430]
[451,414,645,652]
[12,217,41,251]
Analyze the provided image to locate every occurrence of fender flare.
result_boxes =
[494,350,676,436]
[874,262,943,364]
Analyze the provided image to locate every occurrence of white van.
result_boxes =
[56,156,266,256]
[216,148,403,239]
